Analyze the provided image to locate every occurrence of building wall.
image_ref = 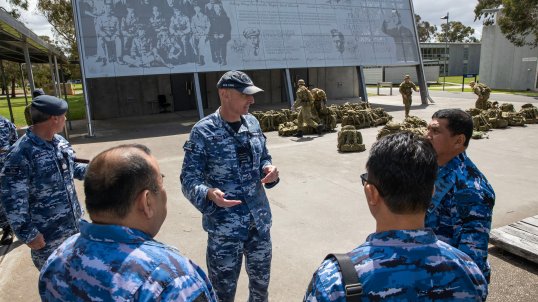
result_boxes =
[420,43,481,77]
[480,23,538,91]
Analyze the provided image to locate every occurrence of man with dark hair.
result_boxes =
[39,144,218,301]
[181,70,279,302]
[0,95,87,269]
[426,109,495,282]
[305,132,488,301]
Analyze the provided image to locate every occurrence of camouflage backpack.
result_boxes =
[519,104,538,124]
[278,121,298,136]
[478,83,491,94]
[24,103,33,126]
[337,125,365,152]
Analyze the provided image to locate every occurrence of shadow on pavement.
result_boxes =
[0,240,24,260]
[489,246,538,275]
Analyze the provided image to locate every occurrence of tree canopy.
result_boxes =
[436,21,478,43]
[415,14,437,42]
[475,0,538,48]
[2,0,76,59]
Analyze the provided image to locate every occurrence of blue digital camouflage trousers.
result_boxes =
[0,204,9,230]
[207,225,271,302]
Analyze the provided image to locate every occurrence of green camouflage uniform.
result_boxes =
[472,83,491,110]
[399,80,418,117]
[294,85,319,131]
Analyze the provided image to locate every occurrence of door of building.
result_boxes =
[170,73,208,111]
[289,68,309,99]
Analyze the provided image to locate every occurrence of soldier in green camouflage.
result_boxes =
[293,79,323,137]
[470,81,492,110]
[399,75,418,118]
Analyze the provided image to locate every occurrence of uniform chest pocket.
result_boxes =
[249,132,264,164]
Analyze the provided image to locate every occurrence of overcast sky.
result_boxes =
[1,0,484,40]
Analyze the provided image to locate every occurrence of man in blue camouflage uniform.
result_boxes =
[0,95,87,269]
[0,114,18,245]
[181,70,279,302]
[305,132,488,301]
[426,109,495,282]
[40,144,217,301]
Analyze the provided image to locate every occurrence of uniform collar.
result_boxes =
[215,108,251,133]
[366,228,437,245]
[439,152,467,176]
[80,219,153,244]
[26,128,60,147]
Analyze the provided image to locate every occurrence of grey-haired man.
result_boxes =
[0,95,87,269]
[181,70,279,302]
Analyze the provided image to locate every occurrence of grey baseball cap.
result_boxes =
[217,70,263,95]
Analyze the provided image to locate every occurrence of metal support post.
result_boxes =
[193,72,204,120]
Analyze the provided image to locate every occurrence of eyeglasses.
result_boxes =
[360,172,384,196]
[360,173,368,186]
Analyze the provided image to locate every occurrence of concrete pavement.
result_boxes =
[1,90,537,301]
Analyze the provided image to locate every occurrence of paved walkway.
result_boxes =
[1,91,537,301]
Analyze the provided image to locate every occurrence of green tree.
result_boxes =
[475,0,538,48]
[37,0,77,59]
[0,61,24,97]
[415,14,437,42]
[436,21,479,42]
[0,0,28,18]
[4,0,77,59]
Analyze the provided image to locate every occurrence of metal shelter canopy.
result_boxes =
[0,8,66,64]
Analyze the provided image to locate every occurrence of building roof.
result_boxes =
[0,8,67,64]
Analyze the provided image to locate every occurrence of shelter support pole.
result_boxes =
[54,56,62,99]
[48,55,59,96]
[0,60,15,122]
[19,63,29,105]
[23,40,35,93]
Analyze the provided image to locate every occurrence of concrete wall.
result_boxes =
[363,68,383,85]
[88,75,172,119]
[307,67,359,99]
[384,66,439,83]
[203,70,286,112]
[480,23,538,91]
[448,44,481,76]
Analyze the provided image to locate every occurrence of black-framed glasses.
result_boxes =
[360,173,368,186]
[360,172,384,196]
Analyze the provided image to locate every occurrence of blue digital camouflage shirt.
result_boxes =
[0,115,18,162]
[0,115,18,229]
[0,128,86,268]
[180,109,272,240]
[304,229,488,302]
[425,152,495,281]
[39,220,218,301]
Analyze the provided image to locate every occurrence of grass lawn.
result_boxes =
[0,94,86,128]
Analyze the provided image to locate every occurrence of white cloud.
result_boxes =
[0,0,53,37]
[412,0,483,39]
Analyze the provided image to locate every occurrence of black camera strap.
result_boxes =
[306,253,362,302]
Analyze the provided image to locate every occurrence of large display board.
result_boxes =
[74,0,420,78]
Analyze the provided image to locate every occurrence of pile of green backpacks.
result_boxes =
[376,116,428,140]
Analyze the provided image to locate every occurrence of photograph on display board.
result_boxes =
[74,0,420,78]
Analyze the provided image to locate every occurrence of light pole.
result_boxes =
[441,13,449,91]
